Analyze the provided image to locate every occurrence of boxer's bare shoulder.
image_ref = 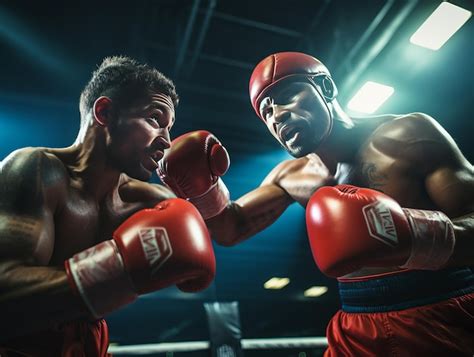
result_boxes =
[0,147,70,217]
[373,113,472,171]
[0,147,67,265]
[118,175,176,204]
[1,147,69,192]
[366,112,473,214]
[261,158,305,186]
[260,154,333,206]
[261,154,330,186]
[371,113,466,165]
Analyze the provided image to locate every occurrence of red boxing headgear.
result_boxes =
[249,52,337,120]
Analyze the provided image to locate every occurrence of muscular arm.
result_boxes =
[208,155,332,246]
[426,166,474,267]
[207,184,293,246]
[0,149,86,341]
[403,114,474,267]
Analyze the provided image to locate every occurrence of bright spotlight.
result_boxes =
[410,2,472,50]
[304,286,328,297]
[263,277,290,290]
[347,81,394,114]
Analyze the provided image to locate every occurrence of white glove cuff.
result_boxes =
[65,240,137,319]
[188,178,230,219]
[399,208,455,270]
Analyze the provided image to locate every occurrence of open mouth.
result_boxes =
[280,125,300,146]
[143,150,164,171]
[151,150,164,163]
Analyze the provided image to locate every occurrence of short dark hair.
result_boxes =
[79,56,179,123]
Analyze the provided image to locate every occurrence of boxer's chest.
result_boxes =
[344,145,436,208]
[50,187,147,264]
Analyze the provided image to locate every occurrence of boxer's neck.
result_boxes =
[315,116,360,169]
[65,124,122,199]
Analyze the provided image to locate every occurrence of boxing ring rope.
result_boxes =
[108,336,328,354]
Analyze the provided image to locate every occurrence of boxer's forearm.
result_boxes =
[447,212,474,267]
[0,262,87,341]
[207,184,293,246]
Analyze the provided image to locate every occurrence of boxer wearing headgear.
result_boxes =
[160,52,474,356]
[249,51,337,147]
[0,56,216,356]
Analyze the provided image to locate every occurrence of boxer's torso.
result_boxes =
[335,114,439,277]
[277,113,454,278]
[275,114,438,206]
[20,147,171,266]
[343,114,438,209]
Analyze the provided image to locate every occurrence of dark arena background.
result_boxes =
[1,1,473,356]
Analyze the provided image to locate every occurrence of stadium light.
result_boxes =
[264,277,290,289]
[347,81,394,114]
[304,286,328,297]
[410,2,472,50]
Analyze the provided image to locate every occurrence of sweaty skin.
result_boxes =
[208,79,473,278]
[0,92,176,342]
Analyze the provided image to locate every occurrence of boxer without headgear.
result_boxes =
[0,56,215,356]
[159,52,474,356]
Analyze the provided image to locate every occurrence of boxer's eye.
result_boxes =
[262,107,273,121]
[260,97,274,120]
[146,117,160,127]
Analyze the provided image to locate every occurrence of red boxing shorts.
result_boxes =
[325,267,474,356]
[0,319,111,357]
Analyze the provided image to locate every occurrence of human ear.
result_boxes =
[92,96,113,126]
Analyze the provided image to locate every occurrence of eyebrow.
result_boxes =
[147,103,176,124]
[149,102,173,111]
[150,102,176,116]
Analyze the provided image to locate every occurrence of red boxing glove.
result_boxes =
[157,130,230,219]
[306,185,455,278]
[65,198,215,318]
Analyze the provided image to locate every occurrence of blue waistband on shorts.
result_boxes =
[338,267,474,313]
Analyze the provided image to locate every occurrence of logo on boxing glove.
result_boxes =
[139,227,173,275]
[363,201,398,246]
